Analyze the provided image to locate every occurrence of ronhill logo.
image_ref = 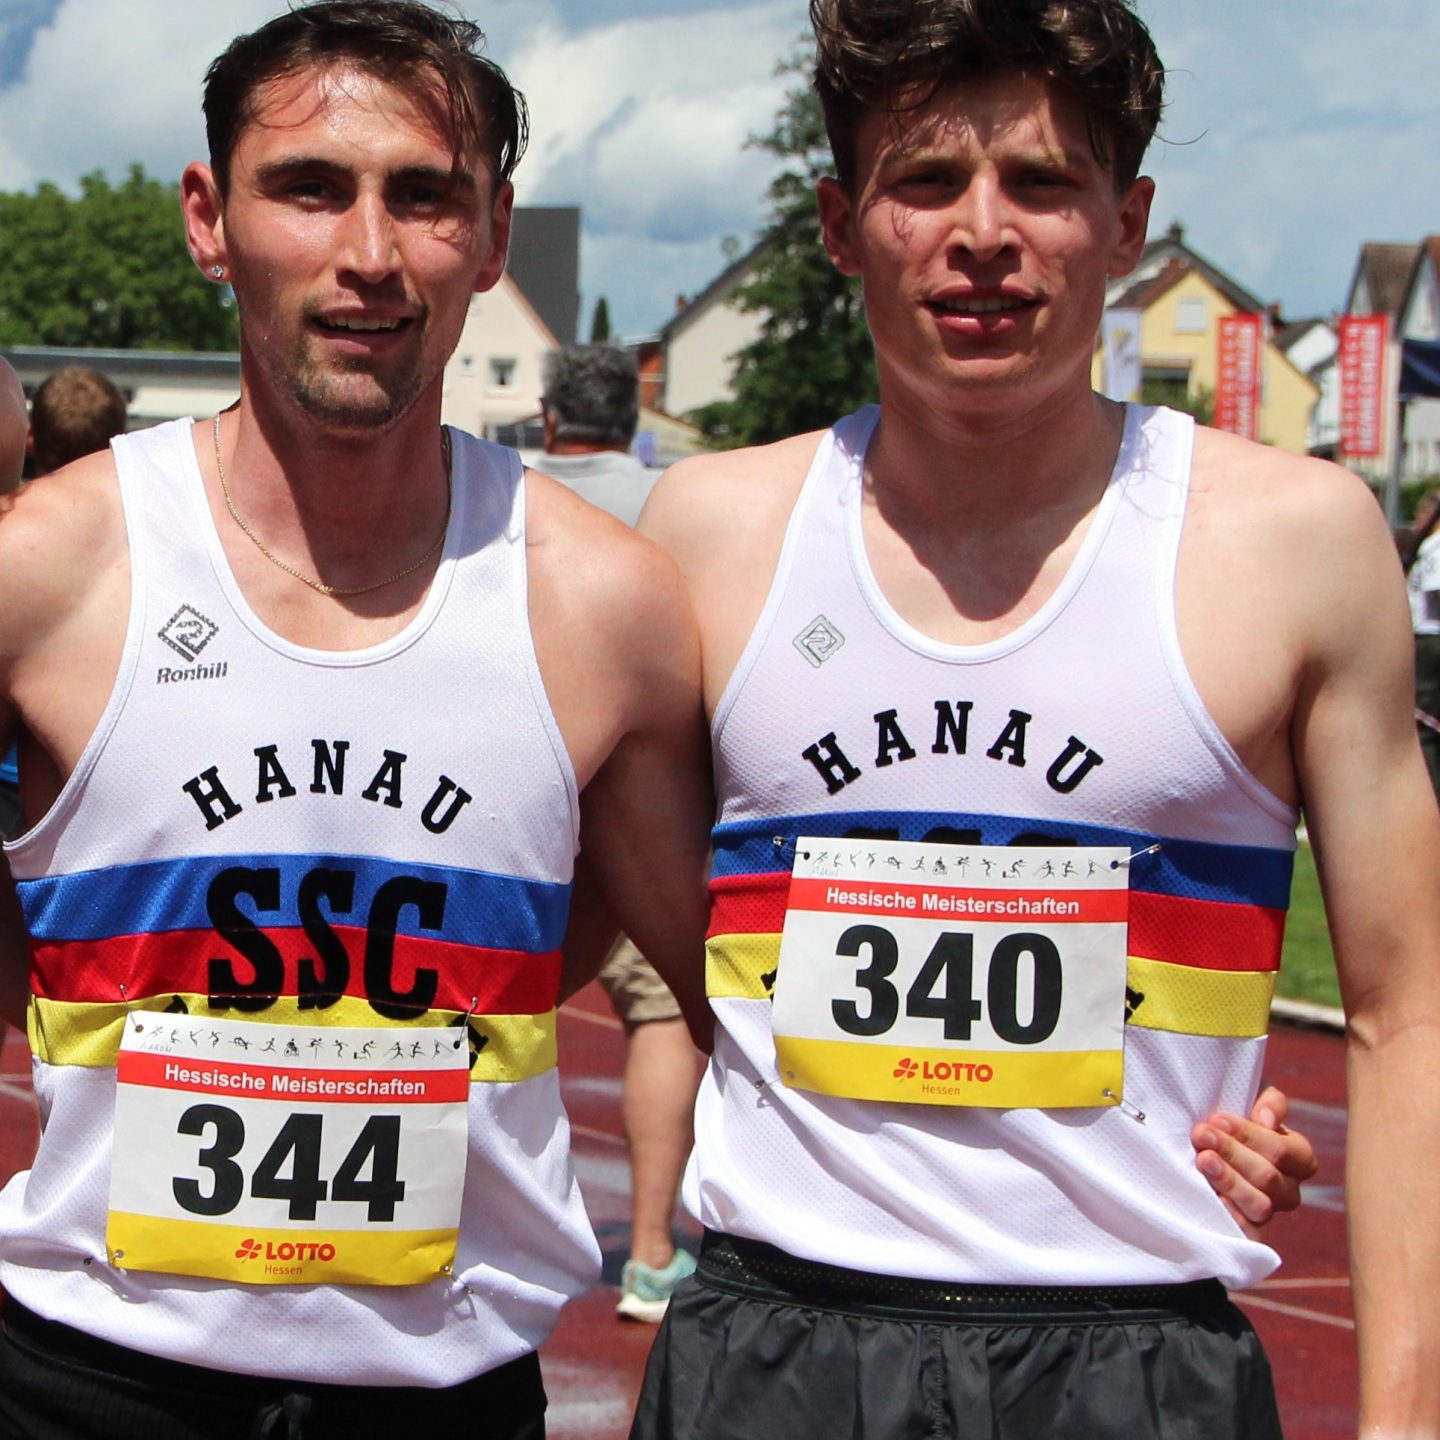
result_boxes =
[159,604,219,663]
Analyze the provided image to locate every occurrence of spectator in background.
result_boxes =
[28,366,128,477]
[1,367,128,840]
[532,343,703,1321]
[0,359,23,496]
[0,360,26,837]
[1406,488,1440,799]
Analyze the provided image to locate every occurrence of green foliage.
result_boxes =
[695,61,876,448]
[1276,839,1340,1010]
[589,296,612,344]
[1140,376,1214,426]
[0,166,237,351]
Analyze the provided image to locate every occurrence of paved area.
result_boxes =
[0,1001,1355,1437]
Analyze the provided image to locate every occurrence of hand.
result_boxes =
[1191,1084,1318,1238]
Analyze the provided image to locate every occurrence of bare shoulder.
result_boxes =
[0,449,127,663]
[639,429,826,574]
[526,466,691,632]
[1190,425,1391,560]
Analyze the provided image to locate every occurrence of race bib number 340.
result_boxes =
[772,838,1130,1109]
[107,1016,470,1285]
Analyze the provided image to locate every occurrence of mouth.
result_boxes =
[313,315,413,335]
[926,294,1035,317]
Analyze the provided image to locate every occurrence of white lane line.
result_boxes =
[1234,1293,1354,1331]
[1250,1276,1350,1290]
[559,1005,624,1032]
[570,1123,626,1148]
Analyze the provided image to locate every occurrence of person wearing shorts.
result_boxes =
[625,0,1440,1435]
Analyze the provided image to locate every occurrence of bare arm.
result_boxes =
[1291,476,1440,1437]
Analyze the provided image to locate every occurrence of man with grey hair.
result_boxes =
[537,344,654,527]
[533,343,702,1323]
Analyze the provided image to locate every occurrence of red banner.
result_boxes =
[1214,314,1264,440]
[1338,315,1389,457]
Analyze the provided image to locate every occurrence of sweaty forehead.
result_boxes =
[240,62,461,161]
[862,73,1093,171]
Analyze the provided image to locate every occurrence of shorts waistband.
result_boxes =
[698,1231,1229,1320]
[0,1296,539,1400]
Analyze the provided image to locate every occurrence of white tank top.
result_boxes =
[1,419,599,1385]
[687,404,1298,1289]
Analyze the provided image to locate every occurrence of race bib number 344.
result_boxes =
[107,1016,470,1285]
[772,838,1130,1109]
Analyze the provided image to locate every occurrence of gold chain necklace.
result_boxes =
[212,414,451,598]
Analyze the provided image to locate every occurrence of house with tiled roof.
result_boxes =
[1095,223,1319,454]
[1340,238,1439,484]
[634,239,769,420]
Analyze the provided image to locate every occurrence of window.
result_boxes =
[1174,297,1207,334]
[457,354,476,376]
[489,357,516,389]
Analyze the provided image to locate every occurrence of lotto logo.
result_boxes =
[236,1238,262,1261]
[893,1057,918,1080]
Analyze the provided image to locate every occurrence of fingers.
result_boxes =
[1191,1109,1317,1227]
[1248,1083,1290,1132]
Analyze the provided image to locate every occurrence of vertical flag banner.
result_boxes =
[1101,308,1143,403]
[1215,314,1263,440]
[1338,315,1389,457]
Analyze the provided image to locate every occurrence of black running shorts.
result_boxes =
[0,1298,548,1440]
[630,1232,1283,1440]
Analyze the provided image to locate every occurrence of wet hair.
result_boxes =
[203,1,528,194]
[541,345,640,449]
[30,367,128,475]
[810,0,1165,192]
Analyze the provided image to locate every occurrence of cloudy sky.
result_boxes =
[1,0,1437,340]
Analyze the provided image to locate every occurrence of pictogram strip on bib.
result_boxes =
[106,1211,455,1286]
[28,995,558,1078]
[706,934,1277,1039]
[774,1036,1123,1109]
[709,810,1294,909]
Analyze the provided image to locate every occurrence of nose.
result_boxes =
[949,174,1010,264]
[338,190,399,285]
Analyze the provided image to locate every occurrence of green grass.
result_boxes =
[1275,839,1341,1010]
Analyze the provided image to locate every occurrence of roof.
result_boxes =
[658,237,770,343]
[507,207,581,346]
[1108,222,1267,316]
[1344,241,1420,317]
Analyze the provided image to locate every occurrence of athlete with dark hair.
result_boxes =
[627,1,1439,1435]
[0,4,707,1433]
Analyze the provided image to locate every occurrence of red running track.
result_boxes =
[0,1001,1354,1437]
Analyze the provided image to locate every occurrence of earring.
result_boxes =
[210,265,225,280]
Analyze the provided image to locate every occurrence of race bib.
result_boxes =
[772,838,1130,1109]
[107,1015,470,1285]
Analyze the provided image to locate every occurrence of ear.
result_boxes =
[181,162,229,281]
[1108,175,1155,279]
[474,179,514,295]
[817,176,862,278]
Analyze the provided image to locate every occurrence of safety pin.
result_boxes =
[1102,1088,1146,1123]
[453,996,479,1049]
[1112,843,1162,869]
[118,982,143,1033]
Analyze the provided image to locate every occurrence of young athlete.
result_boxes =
[628,1,1440,1435]
[0,4,709,1433]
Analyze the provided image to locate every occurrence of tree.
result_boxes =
[0,165,237,351]
[696,60,875,448]
[589,296,612,344]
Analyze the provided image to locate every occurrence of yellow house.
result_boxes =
[1094,226,1320,455]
